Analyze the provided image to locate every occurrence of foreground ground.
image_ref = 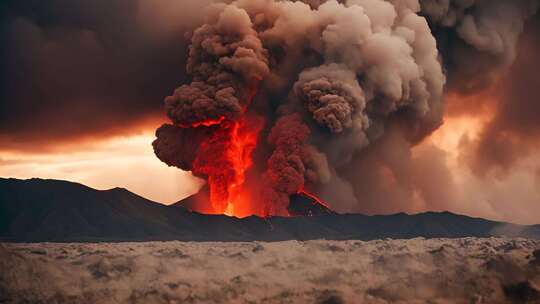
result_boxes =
[1,238,539,304]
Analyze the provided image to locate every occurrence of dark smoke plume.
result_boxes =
[419,0,539,91]
[261,113,330,215]
[153,0,540,216]
[459,16,540,177]
[154,0,448,214]
[164,4,270,126]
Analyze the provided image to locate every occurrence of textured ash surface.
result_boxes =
[1,238,540,304]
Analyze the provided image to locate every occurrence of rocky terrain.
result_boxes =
[1,238,539,303]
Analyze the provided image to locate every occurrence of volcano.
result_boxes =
[173,187,336,217]
[153,0,454,219]
[2,178,540,242]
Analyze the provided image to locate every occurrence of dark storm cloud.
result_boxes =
[0,0,209,149]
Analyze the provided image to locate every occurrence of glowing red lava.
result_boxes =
[298,189,333,211]
[180,116,226,128]
[179,86,332,218]
[190,118,262,217]
[186,120,338,218]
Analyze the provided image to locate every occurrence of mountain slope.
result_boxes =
[1,178,539,242]
[0,178,201,241]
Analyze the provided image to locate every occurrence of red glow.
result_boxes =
[191,118,264,217]
[180,116,226,128]
[298,189,333,211]
[180,85,330,218]
[185,86,265,217]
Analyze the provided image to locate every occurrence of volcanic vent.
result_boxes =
[175,185,335,217]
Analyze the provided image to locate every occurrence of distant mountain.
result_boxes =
[1,178,539,242]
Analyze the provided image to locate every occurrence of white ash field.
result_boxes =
[1,238,540,304]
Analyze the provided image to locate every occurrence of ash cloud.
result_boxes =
[153,124,214,171]
[153,0,447,213]
[293,64,368,134]
[420,0,540,91]
[459,16,540,177]
[262,114,330,215]
[152,0,540,218]
[164,4,269,126]
[340,125,462,215]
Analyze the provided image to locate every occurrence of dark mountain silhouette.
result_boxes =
[1,178,539,242]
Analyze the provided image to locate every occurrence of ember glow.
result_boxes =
[298,189,333,213]
[181,116,227,128]
[192,117,264,217]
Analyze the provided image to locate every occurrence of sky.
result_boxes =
[2,109,540,224]
[0,0,210,203]
[1,0,540,225]
[0,120,204,205]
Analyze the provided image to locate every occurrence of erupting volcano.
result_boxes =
[153,0,539,218]
[152,0,447,217]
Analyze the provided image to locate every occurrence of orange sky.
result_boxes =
[412,94,540,225]
[0,128,203,204]
[1,101,540,224]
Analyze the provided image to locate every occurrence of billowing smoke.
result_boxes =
[294,64,368,134]
[262,113,331,215]
[164,4,270,126]
[153,0,539,217]
[458,15,540,177]
[419,0,539,91]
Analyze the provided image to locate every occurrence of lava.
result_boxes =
[183,116,334,218]
[298,189,333,212]
[171,84,269,218]
[180,116,226,128]
[191,117,263,217]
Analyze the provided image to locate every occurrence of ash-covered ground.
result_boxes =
[1,238,540,304]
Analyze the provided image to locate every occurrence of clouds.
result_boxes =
[150,0,448,215]
[0,132,204,204]
[420,0,539,91]
[460,19,540,177]
[294,64,368,134]
[0,0,211,148]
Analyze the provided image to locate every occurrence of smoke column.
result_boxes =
[153,0,539,217]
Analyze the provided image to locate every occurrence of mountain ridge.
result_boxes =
[1,177,539,242]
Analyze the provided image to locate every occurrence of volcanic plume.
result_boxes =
[153,0,539,217]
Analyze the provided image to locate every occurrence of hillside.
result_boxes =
[1,178,539,242]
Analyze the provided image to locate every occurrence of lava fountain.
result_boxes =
[192,116,264,217]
